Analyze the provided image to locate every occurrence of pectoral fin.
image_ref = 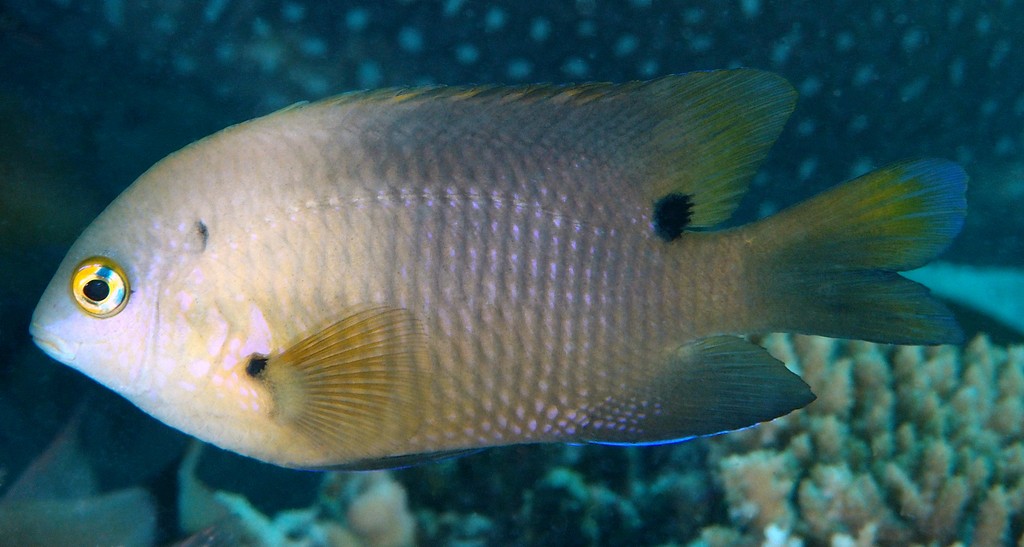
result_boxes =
[252,306,429,460]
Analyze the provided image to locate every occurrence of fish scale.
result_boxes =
[301,183,679,449]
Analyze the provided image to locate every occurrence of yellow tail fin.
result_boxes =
[744,159,967,344]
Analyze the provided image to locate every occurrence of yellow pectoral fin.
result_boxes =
[253,306,429,460]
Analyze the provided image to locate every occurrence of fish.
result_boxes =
[29,69,967,470]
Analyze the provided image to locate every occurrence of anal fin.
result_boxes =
[586,336,814,445]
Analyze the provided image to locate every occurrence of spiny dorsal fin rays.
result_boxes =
[288,69,795,230]
[257,306,429,460]
[642,70,796,227]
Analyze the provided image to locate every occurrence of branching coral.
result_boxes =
[701,335,1024,546]
[179,443,416,547]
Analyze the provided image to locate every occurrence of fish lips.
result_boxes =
[30,322,80,363]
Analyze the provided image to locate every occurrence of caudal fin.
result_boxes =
[745,159,967,345]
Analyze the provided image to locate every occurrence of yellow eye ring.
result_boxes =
[70,257,130,318]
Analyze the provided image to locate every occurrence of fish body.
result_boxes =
[30,70,966,469]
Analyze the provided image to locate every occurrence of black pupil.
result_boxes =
[83,279,110,302]
[246,355,269,377]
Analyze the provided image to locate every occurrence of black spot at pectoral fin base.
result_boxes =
[258,306,430,462]
[246,354,268,377]
[652,193,694,241]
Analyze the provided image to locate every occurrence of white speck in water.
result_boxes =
[835,31,855,52]
[577,19,596,38]
[994,136,1015,156]
[850,158,874,179]
[740,0,761,18]
[215,43,236,63]
[398,26,423,53]
[848,114,868,134]
[770,38,793,66]
[682,7,703,24]
[901,27,925,53]
[638,58,659,78]
[614,34,638,57]
[204,0,229,24]
[442,0,465,16]
[455,43,479,65]
[947,6,964,26]
[484,7,506,32]
[975,13,992,36]
[979,99,998,118]
[281,2,305,23]
[949,57,965,86]
[798,157,818,182]
[252,17,271,37]
[299,37,327,58]
[900,76,929,103]
[796,118,817,137]
[989,39,1010,68]
[357,60,383,88]
[530,17,551,42]
[345,8,369,32]
[852,64,877,87]
[103,0,124,28]
[799,76,822,97]
[507,58,533,80]
[562,57,589,78]
[690,35,713,53]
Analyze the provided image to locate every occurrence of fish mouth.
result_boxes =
[29,323,79,363]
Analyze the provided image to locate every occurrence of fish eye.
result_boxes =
[70,257,130,318]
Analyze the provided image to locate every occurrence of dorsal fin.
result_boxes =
[292,68,795,229]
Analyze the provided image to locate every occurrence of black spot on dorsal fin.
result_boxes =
[652,193,694,242]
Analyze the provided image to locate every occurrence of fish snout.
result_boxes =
[30,322,79,363]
